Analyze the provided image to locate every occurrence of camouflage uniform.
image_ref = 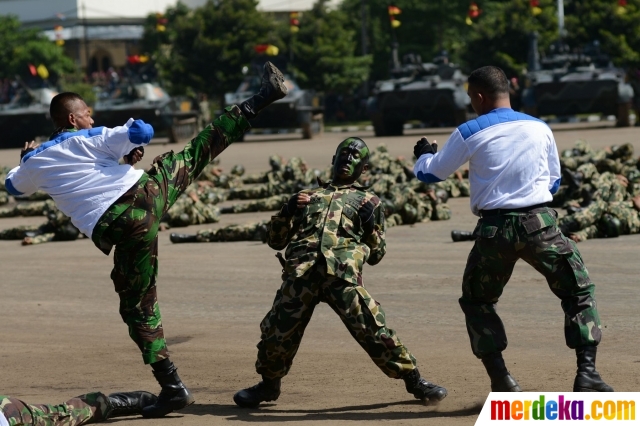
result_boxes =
[195,220,268,242]
[0,209,79,243]
[162,194,220,227]
[460,207,601,357]
[256,181,417,380]
[0,392,110,426]
[228,181,299,200]
[222,194,289,214]
[0,191,7,205]
[0,200,56,218]
[558,179,640,241]
[90,106,250,364]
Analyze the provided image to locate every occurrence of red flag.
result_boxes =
[388,5,401,15]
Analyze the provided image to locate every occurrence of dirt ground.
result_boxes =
[0,122,639,426]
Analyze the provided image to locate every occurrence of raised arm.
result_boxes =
[413,130,471,183]
[103,118,154,161]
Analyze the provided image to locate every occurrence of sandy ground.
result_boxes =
[0,122,639,425]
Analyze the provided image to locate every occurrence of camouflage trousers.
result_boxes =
[0,392,110,426]
[459,207,602,358]
[196,220,268,242]
[256,261,417,379]
[91,106,250,364]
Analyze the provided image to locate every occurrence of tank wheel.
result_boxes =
[454,109,468,125]
[385,120,404,136]
[616,102,631,127]
[302,123,313,139]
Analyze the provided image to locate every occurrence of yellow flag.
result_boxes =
[265,45,279,56]
[532,6,542,15]
[465,16,473,25]
[37,64,49,79]
[391,19,401,28]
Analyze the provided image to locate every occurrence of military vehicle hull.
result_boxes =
[0,109,53,148]
[224,75,323,140]
[371,87,468,136]
[93,84,200,143]
[368,60,470,137]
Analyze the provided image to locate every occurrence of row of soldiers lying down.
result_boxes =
[0,144,468,245]
[451,140,640,243]
[4,140,640,246]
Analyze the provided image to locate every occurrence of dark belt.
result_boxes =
[479,203,548,217]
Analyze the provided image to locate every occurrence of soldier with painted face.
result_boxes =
[233,137,447,409]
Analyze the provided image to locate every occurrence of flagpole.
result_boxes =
[557,0,564,39]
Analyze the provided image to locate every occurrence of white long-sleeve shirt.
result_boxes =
[413,108,561,216]
[5,118,153,237]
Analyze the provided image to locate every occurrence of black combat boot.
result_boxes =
[220,206,235,214]
[481,352,522,392]
[239,62,288,120]
[107,391,158,418]
[233,377,281,408]
[573,346,614,392]
[451,230,475,242]
[169,233,198,244]
[142,361,194,418]
[402,368,448,403]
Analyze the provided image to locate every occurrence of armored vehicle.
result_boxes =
[0,87,58,149]
[93,83,201,143]
[224,73,323,140]
[368,55,470,137]
[521,36,634,126]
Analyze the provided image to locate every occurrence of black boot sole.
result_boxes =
[141,393,195,418]
[264,62,288,101]
[233,390,280,408]
[413,388,448,405]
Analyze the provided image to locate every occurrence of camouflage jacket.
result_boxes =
[268,181,386,285]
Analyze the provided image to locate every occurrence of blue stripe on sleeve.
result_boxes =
[127,120,154,145]
[550,177,561,194]
[416,171,444,183]
[5,178,24,196]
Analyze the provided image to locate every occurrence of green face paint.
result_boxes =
[332,137,370,183]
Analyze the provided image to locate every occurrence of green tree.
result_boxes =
[340,0,472,81]
[462,0,558,77]
[0,15,75,82]
[564,0,640,67]
[290,0,372,92]
[142,0,281,101]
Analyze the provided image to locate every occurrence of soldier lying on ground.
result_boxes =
[0,208,81,245]
[170,220,269,243]
[233,136,447,408]
[0,199,56,218]
[0,391,156,426]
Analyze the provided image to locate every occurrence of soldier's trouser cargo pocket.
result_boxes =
[460,208,602,358]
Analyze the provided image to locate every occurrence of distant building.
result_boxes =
[1,0,338,73]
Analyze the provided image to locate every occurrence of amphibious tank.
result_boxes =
[93,83,201,143]
[368,54,470,137]
[0,86,58,148]
[521,34,634,126]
